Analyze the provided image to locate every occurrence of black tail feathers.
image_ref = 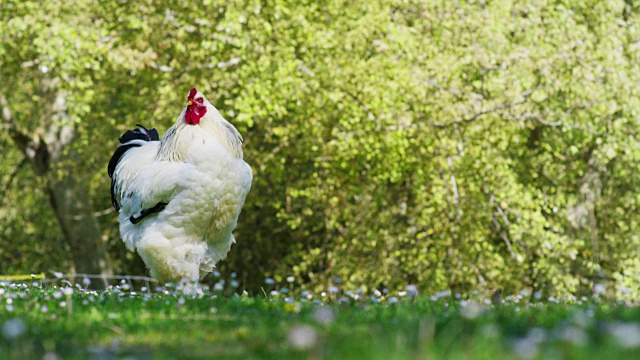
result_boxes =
[108,124,160,211]
[118,124,160,144]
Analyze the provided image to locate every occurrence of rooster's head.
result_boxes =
[185,88,208,125]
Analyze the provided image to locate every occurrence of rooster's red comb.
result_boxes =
[188,88,198,100]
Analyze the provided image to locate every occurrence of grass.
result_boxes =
[1,280,640,359]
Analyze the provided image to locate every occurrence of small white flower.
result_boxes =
[387,297,399,305]
[287,276,295,283]
[560,326,587,346]
[460,301,483,319]
[313,307,335,324]
[6,298,12,305]
[59,301,66,307]
[593,283,606,296]
[608,322,640,348]
[328,286,339,294]
[82,277,91,287]
[209,307,217,314]
[230,280,239,288]
[373,289,382,297]
[270,290,279,297]
[53,291,62,300]
[213,282,224,291]
[265,278,275,285]
[62,287,74,296]
[41,305,48,313]
[512,337,539,360]
[620,286,630,295]
[212,271,221,278]
[2,318,26,338]
[288,325,317,350]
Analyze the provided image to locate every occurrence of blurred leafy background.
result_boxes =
[2,0,640,299]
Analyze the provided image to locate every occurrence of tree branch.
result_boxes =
[0,94,32,154]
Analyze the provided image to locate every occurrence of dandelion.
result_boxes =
[288,325,317,350]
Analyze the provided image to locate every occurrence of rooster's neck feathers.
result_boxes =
[157,107,244,162]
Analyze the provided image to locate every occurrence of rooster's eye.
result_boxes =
[195,98,204,104]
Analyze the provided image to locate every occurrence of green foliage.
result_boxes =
[2,0,640,297]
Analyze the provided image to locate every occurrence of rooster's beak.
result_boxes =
[187,100,193,106]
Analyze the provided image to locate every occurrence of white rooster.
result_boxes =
[108,88,252,290]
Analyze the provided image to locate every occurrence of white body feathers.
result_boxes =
[110,92,252,283]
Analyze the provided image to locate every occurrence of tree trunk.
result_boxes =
[47,174,111,276]
[2,91,112,280]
